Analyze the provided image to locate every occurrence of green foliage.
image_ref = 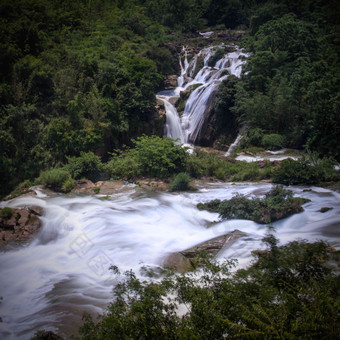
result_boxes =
[36,168,72,192]
[208,48,225,67]
[78,240,340,339]
[106,152,141,180]
[0,207,14,219]
[185,150,266,181]
[203,0,248,29]
[240,128,264,148]
[62,177,76,193]
[214,76,239,139]
[169,172,191,192]
[93,187,100,194]
[64,152,104,181]
[273,155,340,185]
[262,133,284,150]
[234,2,340,160]
[133,135,188,178]
[107,135,188,179]
[198,185,309,224]
[146,0,210,32]
[0,0,166,196]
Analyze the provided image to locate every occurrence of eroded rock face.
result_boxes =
[194,85,219,146]
[0,208,42,248]
[163,229,247,272]
[164,74,178,89]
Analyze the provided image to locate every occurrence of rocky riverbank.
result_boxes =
[0,207,42,248]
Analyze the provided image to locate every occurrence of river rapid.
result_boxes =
[0,182,339,339]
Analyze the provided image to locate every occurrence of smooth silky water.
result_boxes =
[0,183,339,339]
[157,44,249,144]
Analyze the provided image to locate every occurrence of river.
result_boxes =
[0,182,339,339]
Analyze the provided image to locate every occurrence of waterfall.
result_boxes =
[157,45,249,145]
[225,133,244,157]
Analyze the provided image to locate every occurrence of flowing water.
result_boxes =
[0,183,339,339]
[157,45,249,145]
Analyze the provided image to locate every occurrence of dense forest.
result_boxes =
[1,0,339,197]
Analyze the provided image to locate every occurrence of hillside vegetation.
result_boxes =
[1,0,339,198]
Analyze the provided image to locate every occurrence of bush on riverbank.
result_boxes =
[77,239,340,339]
[107,136,188,180]
[197,185,309,223]
[186,149,273,181]
[273,155,340,185]
[169,172,191,191]
[63,152,104,181]
[0,207,13,219]
[35,169,74,193]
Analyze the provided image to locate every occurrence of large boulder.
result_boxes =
[0,207,42,248]
[163,229,247,272]
[194,85,220,145]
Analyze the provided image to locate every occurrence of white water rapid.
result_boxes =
[0,183,340,339]
[157,45,249,145]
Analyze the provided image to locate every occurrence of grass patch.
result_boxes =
[36,168,74,192]
[186,150,269,181]
[93,187,101,194]
[0,207,14,219]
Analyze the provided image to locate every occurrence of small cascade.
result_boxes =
[1,184,340,339]
[157,44,249,145]
[225,133,244,157]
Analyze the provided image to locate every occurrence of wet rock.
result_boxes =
[164,230,247,272]
[71,180,96,194]
[95,180,133,195]
[31,330,64,340]
[194,85,220,145]
[169,97,179,106]
[319,207,333,213]
[164,74,178,89]
[0,208,42,248]
[163,252,193,273]
[136,179,169,191]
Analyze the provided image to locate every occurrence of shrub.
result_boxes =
[78,240,340,339]
[62,177,75,193]
[169,172,191,191]
[0,207,13,219]
[36,168,72,191]
[185,150,263,181]
[240,128,264,148]
[106,153,140,180]
[198,185,309,224]
[106,136,188,179]
[230,162,260,181]
[134,135,188,178]
[185,155,203,178]
[17,179,32,190]
[272,155,340,185]
[64,152,104,181]
[262,133,284,150]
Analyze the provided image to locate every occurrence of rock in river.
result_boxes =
[164,229,247,272]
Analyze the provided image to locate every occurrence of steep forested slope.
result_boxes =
[234,0,340,159]
[1,0,339,197]
[0,0,173,196]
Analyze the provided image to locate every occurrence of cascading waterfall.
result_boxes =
[157,44,249,145]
